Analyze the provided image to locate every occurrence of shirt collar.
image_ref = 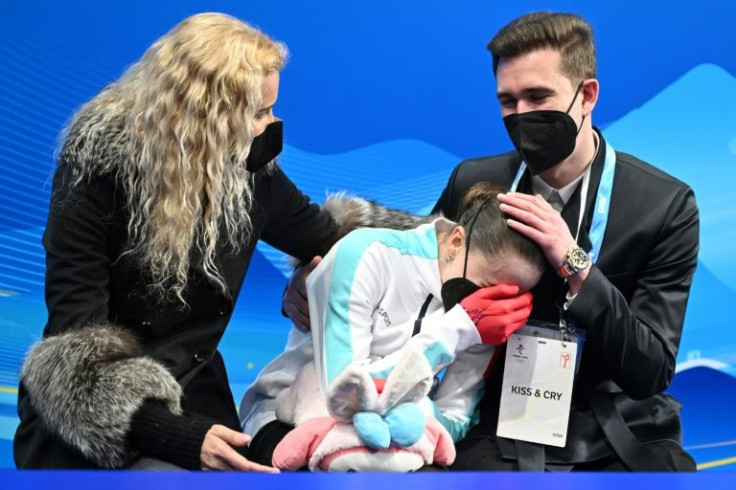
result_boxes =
[531,170,585,204]
[530,131,600,205]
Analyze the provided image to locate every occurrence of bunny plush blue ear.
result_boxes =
[375,348,434,448]
[382,402,426,447]
[350,402,428,450]
[353,411,391,449]
[327,347,435,449]
[327,362,391,449]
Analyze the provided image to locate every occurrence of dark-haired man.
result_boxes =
[436,12,698,471]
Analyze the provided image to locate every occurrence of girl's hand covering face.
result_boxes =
[459,285,533,345]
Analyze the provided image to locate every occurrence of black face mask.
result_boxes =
[246,120,283,172]
[440,197,494,311]
[502,82,584,175]
[441,277,481,312]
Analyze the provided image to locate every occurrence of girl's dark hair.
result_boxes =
[458,182,545,272]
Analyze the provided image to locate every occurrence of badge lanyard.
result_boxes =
[497,139,616,448]
[509,136,616,263]
[508,136,616,350]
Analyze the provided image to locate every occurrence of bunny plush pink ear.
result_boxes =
[327,363,378,422]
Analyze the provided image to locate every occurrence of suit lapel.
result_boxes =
[514,169,534,194]
[561,187,581,239]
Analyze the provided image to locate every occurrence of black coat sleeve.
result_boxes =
[128,400,216,469]
[32,165,212,468]
[42,164,115,334]
[568,185,699,399]
[259,165,338,260]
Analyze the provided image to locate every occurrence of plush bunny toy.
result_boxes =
[272,347,456,472]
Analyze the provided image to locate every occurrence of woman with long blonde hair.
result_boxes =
[14,12,342,470]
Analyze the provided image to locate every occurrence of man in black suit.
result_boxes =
[283,11,699,472]
[437,12,699,471]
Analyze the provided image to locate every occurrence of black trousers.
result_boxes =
[247,420,295,466]
[450,435,697,472]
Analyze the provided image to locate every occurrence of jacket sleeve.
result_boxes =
[22,165,198,468]
[361,305,480,373]
[567,185,699,399]
[308,229,386,392]
[43,165,114,334]
[260,165,338,261]
[429,345,493,442]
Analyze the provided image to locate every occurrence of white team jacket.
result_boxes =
[240,219,494,441]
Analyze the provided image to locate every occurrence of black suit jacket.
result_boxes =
[433,132,699,464]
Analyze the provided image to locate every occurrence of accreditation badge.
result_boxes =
[496,324,580,447]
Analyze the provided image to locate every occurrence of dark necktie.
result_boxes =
[547,190,565,212]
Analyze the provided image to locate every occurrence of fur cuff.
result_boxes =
[21,324,183,468]
[323,193,435,241]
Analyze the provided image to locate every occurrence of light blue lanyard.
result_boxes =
[509,137,616,263]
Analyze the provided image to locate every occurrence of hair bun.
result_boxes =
[458,182,507,218]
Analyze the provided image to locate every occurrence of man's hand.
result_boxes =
[200,424,279,472]
[283,256,322,332]
[497,192,590,293]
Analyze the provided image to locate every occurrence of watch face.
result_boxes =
[569,248,590,269]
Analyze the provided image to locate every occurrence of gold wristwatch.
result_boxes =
[556,246,591,278]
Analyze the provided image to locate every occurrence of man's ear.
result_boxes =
[581,79,599,117]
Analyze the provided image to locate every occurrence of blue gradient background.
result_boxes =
[0,0,734,471]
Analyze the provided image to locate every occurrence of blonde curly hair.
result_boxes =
[58,12,287,304]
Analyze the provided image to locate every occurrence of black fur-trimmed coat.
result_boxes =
[15,158,430,468]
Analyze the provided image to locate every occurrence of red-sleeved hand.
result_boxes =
[459,284,533,345]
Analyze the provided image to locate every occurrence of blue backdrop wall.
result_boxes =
[1,0,734,470]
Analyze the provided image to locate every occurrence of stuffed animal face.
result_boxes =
[273,348,456,472]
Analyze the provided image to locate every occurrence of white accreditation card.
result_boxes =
[496,325,578,447]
